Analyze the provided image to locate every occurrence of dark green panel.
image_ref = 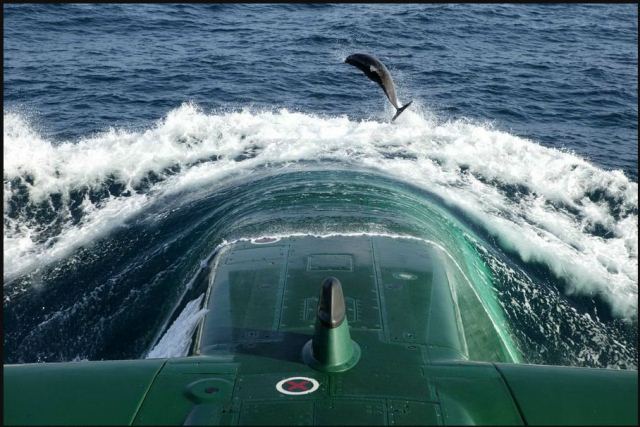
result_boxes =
[216,338,315,375]
[496,363,638,426]
[134,373,236,425]
[372,237,432,345]
[227,267,284,329]
[388,400,442,425]
[281,236,381,332]
[336,367,436,402]
[307,254,354,271]
[314,399,386,425]
[159,357,238,374]
[378,266,432,345]
[198,243,288,353]
[240,401,314,425]
[341,332,428,373]
[372,237,465,359]
[3,359,165,426]
[426,362,523,425]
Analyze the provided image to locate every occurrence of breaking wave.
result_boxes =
[4,103,638,321]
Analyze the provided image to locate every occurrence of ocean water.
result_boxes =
[3,4,637,368]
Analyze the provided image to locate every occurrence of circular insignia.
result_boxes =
[275,376,320,395]
[252,236,280,244]
[393,272,417,280]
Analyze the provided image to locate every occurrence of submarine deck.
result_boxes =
[3,235,638,425]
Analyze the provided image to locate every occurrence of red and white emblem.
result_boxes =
[275,376,320,395]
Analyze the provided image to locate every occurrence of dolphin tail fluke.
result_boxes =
[391,101,412,122]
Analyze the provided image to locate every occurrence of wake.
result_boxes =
[4,103,637,319]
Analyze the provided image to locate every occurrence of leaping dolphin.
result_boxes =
[345,53,412,122]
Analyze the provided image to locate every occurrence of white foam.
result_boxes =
[3,192,151,280]
[146,294,208,359]
[3,104,638,319]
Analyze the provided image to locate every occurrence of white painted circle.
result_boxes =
[275,376,320,395]
[393,272,417,280]
[251,236,281,245]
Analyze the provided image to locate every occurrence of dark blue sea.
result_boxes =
[3,4,638,369]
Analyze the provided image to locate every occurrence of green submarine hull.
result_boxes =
[4,235,638,425]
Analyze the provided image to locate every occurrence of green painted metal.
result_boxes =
[495,363,638,426]
[3,235,637,426]
[133,358,238,426]
[425,361,524,425]
[302,320,361,372]
[302,276,361,372]
[3,359,165,425]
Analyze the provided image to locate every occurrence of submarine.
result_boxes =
[3,234,638,425]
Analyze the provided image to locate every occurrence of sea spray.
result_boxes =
[146,294,208,359]
[5,104,636,320]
